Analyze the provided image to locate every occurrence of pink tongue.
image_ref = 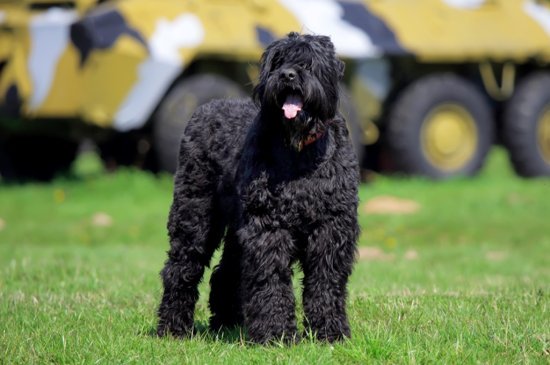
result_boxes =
[282,95,303,119]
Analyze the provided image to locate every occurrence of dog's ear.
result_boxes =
[314,35,344,79]
[253,39,278,105]
[253,56,268,105]
[336,59,345,80]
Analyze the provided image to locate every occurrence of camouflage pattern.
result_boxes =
[1,0,550,177]
[2,0,548,129]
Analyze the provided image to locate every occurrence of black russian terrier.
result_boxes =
[157,32,359,344]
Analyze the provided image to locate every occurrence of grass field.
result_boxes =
[0,148,548,364]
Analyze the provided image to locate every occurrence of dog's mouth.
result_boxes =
[281,94,303,120]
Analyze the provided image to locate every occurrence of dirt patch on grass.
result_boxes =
[362,195,421,215]
[357,246,395,261]
[485,251,508,262]
[357,247,420,262]
[92,212,113,227]
[404,249,419,260]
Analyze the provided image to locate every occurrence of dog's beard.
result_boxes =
[262,75,334,151]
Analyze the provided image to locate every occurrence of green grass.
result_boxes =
[0,148,548,364]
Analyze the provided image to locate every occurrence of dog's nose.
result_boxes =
[281,68,297,81]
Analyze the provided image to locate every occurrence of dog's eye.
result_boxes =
[300,63,311,71]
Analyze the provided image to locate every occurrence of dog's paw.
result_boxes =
[304,322,351,343]
[209,314,243,332]
[316,330,350,343]
[247,328,300,345]
[156,322,193,339]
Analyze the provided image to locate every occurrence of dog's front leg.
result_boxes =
[239,227,298,344]
[157,154,224,338]
[301,218,358,342]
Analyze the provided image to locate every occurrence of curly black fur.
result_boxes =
[157,32,359,344]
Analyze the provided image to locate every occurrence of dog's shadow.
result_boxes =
[144,321,246,344]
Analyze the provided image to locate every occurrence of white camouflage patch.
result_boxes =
[114,14,204,131]
[28,9,77,110]
[279,0,380,58]
[524,0,550,38]
[443,0,486,9]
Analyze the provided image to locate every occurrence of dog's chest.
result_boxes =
[241,169,334,229]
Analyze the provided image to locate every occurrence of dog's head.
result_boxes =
[253,32,345,151]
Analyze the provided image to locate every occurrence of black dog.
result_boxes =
[157,32,359,344]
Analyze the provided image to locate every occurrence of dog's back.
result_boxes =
[179,98,257,176]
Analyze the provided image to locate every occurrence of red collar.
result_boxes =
[303,130,325,147]
[299,120,332,150]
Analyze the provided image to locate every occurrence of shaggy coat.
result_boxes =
[157,32,359,344]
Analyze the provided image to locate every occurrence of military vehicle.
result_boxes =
[1,0,550,180]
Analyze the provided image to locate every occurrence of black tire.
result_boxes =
[153,74,245,173]
[0,135,78,182]
[97,131,155,172]
[386,73,494,179]
[502,72,550,177]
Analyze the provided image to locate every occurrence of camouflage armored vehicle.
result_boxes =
[1,0,550,180]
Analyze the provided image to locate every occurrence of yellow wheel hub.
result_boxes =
[421,104,478,171]
[537,107,550,164]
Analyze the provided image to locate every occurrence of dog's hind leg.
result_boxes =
[301,219,357,342]
[208,229,244,331]
[157,138,224,338]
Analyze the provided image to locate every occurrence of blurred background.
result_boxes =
[1,0,550,180]
[0,1,549,362]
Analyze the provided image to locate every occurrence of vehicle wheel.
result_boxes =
[0,135,78,182]
[502,72,550,177]
[97,131,155,172]
[153,74,245,173]
[339,84,365,166]
[386,73,494,179]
